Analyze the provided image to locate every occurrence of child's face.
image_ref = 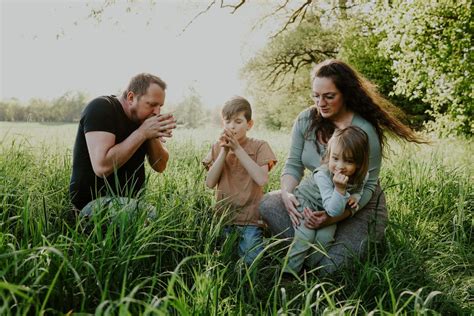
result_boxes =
[223,112,253,142]
[328,142,357,178]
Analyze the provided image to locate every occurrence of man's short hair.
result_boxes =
[221,96,252,121]
[122,73,167,99]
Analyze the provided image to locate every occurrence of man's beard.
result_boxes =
[129,108,142,124]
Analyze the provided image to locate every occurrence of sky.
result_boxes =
[1,0,277,108]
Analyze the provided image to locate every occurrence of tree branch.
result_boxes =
[181,0,217,34]
[220,0,247,13]
[271,0,313,38]
[260,47,337,89]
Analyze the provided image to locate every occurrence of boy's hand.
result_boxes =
[347,196,358,209]
[218,132,230,153]
[333,171,348,194]
[221,129,240,151]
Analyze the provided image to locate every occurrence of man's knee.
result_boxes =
[78,196,156,220]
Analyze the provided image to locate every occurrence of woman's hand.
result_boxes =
[303,208,329,229]
[281,190,303,226]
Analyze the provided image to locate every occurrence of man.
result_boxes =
[69,73,176,215]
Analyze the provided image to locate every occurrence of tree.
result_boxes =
[337,11,430,129]
[242,11,339,130]
[0,91,88,123]
[86,0,473,135]
[377,0,473,136]
[242,0,472,134]
[171,87,209,129]
[52,91,88,122]
[0,98,22,121]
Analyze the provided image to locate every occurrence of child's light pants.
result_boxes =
[285,213,337,274]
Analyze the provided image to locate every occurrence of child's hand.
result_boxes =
[333,171,349,193]
[218,132,230,152]
[221,129,240,151]
[347,196,358,209]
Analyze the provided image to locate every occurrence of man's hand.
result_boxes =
[333,171,349,195]
[139,113,177,140]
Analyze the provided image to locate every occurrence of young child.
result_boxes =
[202,96,277,265]
[284,126,369,274]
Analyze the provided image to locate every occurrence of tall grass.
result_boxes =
[0,123,472,314]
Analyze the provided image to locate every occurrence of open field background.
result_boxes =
[0,122,472,314]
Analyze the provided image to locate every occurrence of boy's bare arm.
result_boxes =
[233,147,269,186]
[205,147,228,188]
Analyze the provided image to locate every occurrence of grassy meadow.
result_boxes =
[0,122,472,315]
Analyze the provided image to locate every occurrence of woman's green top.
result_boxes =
[282,108,382,210]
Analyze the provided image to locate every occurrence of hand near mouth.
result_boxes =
[333,171,349,195]
[220,128,240,151]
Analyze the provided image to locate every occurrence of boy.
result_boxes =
[202,96,277,265]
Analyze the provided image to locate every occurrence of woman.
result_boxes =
[259,59,425,275]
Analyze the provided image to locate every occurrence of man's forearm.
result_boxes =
[147,138,169,172]
[88,129,147,177]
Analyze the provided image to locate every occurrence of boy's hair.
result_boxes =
[322,126,370,188]
[221,96,252,121]
[122,73,167,100]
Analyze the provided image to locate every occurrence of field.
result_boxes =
[0,122,472,314]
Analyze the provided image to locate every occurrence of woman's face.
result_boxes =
[311,77,346,120]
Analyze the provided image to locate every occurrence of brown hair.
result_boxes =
[221,96,252,121]
[121,73,167,100]
[322,126,369,188]
[308,59,426,154]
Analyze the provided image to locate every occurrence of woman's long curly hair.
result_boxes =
[308,59,425,154]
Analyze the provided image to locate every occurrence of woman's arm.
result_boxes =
[280,112,312,226]
[281,113,308,183]
[303,208,351,229]
[280,174,304,226]
[355,119,382,209]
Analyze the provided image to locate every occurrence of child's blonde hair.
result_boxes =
[322,126,369,188]
[221,96,252,121]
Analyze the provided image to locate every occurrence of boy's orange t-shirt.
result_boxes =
[202,137,277,226]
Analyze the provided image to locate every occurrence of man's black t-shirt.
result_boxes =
[69,96,147,209]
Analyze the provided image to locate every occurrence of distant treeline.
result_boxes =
[0,92,88,123]
[0,89,220,129]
